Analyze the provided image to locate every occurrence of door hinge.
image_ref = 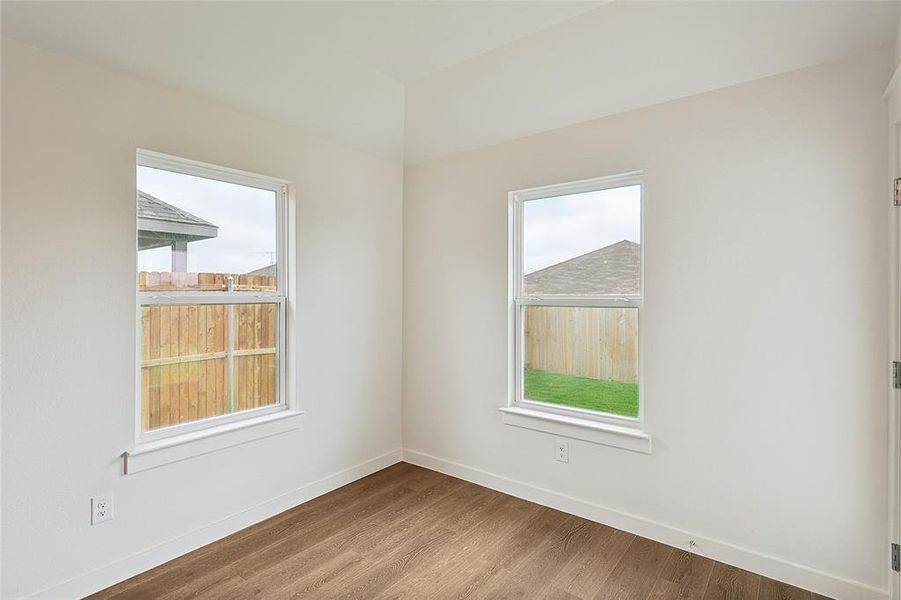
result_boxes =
[895,178,901,206]
[892,543,900,572]
[893,362,901,389]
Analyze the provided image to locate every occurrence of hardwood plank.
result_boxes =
[490,505,575,572]
[350,477,493,557]
[156,565,244,600]
[593,536,672,600]
[550,523,634,599]
[215,550,367,600]
[228,480,421,579]
[230,472,462,591]
[311,526,459,599]
[648,549,715,600]
[485,514,596,599]
[386,495,542,599]
[545,588,586,600]
[704,563,762,600]
[464,509,589,600]
[757,578,813,600]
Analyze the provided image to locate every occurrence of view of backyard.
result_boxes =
[137,165,282,432]
[521,184,641,419]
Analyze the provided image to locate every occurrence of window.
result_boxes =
[136,150,290,444]
[510,173,642,426]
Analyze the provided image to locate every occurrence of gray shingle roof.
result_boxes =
[138,191,216,227]
[137,191,219,251]
[524,240,640,296]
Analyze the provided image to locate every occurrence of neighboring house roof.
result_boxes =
[137,191,219,250]
[138,191,216,227]
[524,240,640,296]
[245,263,276,277]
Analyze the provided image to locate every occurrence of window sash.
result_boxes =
[510,171,644,300]
[134,150,291,446]
[136,394,288,444]
[509,173,643,425]
[136,147,290,302]
[511,302,641,426]
[136,296,288,444]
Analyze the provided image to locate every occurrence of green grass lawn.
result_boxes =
[524,369,638,418]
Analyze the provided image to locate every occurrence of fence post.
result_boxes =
[226,276,235,413]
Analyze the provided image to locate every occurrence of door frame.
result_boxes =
[886,62,901,600]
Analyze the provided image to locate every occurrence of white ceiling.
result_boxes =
[2,1,899,164]
[405,1,901,163]
[285,1,603,84]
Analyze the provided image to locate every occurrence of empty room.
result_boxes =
[3,1,901,599]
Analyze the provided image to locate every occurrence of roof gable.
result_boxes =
[137,191,216,228]
[137,191,219,251]
[524,240,639,296]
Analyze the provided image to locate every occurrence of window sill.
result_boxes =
[125,410,304,474]
[499,406,652,454]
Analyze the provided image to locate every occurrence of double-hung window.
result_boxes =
[509,173,645,440]
[135,150,291,445]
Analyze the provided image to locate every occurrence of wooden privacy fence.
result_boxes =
[139,272,277,432]
[139,271,276,293]
[524,306,638,384]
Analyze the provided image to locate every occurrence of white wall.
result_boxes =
[0,39,403,598]
[403,48,893,598]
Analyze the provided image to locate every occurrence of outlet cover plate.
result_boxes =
[92,493,114,525]
[555,440,569,463]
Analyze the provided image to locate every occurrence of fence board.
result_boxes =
[141,307,151,432]
[524,306,638,384]
[197,305,208,420]
[159,306,170,428]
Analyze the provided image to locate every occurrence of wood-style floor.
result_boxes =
[91,463,829,600]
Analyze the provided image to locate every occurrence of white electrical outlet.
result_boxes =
[92,493,114,525]
[555,440,569,463]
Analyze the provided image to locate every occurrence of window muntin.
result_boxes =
[136,151,288,441]
[512,174,642,422]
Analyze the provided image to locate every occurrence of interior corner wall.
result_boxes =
[0,38,403,598]
[402,47,894,598]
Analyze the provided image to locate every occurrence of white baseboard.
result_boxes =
[26,449,403,600]
[402,449,887,600]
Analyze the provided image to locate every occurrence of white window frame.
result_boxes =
[504,172,650,452]
[133,149,297,450]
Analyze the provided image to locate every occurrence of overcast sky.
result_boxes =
[137,166,277,275]
[524,185,640,274]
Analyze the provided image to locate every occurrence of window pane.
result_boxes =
[523,305,638,417]
[139,302,278,431]
[523,185,640,297]
[137,166,277,292]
